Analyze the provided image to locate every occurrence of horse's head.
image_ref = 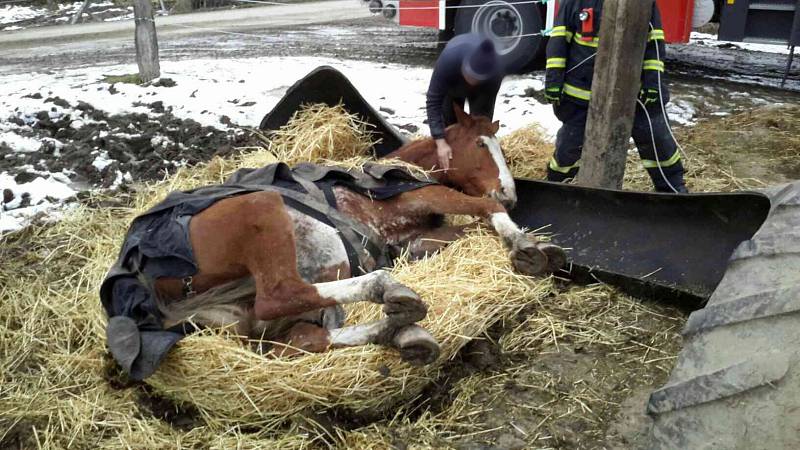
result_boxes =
[440,105,517,209]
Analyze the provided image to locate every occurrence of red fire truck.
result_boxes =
[364,0,799,73]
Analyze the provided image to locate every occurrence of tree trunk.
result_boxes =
[133,0,161,83]
[70,0,92,24]
[575,0,654,189]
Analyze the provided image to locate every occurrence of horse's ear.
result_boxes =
[491,120,500,134]
[453,103,473,127]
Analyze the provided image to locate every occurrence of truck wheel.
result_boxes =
[454,0,544,74]
[647,182,800,449]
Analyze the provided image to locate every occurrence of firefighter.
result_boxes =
[544,0,688,193]
[427,32,504,170]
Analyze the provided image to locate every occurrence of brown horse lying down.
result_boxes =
[104,108,565,376]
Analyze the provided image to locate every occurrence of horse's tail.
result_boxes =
[144,275,257,332]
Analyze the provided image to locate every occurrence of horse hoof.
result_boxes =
[537,242,567,272]
[510,239,549,276]
[392,325,440,366]
[383,284,428,325]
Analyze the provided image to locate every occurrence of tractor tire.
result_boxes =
[647,182,800,449]
[454,0,545,74]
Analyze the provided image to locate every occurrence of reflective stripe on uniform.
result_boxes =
[549,157,580,174]
[643,59,665,71]
[550,26,574,42]
[573,33,599,47]
[546,57,567,69]
[642,150,681,169]
[563,83,592,101]
[649,29,666,41]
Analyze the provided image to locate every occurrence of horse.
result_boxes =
[114,106,566,369]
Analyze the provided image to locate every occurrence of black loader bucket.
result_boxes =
[510,180,770,304]
[260,66,772,306]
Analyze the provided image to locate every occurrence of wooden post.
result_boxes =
[133,0,161,83]
[575,0,654,189]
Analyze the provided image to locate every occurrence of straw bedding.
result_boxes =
[3,102,783,448]
[0,103,552,446]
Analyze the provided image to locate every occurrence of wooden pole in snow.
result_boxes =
[133,0,161,83]
[575,0,654,189]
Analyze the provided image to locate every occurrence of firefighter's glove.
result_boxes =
[545,85,563,105]
[640,88,660,107]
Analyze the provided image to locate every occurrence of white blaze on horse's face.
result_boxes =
[481,135,517,210]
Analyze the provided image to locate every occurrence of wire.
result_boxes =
[166,22,542,47]
[565,52,595,74]
[637,98,679,193]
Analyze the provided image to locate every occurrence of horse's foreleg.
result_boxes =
[397,186,566,274]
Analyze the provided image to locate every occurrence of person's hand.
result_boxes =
[545,85,563,105]
[435,139,453,171]
[640,88,659,107]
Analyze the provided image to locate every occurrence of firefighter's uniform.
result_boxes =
[544,0,687,193]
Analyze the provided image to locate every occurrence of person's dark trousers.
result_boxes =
[546,100,586,182]
[441,83,499,127]
[546,100,687,193]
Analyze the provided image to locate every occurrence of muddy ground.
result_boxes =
[1,92,251,192]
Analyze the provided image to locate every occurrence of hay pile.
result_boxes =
[0,103,553,447]
[262,102,379,163]
[501,123,553,180]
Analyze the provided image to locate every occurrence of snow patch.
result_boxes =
[0,131,42,153]
[91,151,114,171]
[0,4,44,24]
[1,171,77,233]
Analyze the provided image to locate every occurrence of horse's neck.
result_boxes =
[384,139,444,182]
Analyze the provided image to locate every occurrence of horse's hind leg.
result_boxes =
[313,270,428,326]
[273,320,440,366]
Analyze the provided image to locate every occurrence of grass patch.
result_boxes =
[101,73,143,85]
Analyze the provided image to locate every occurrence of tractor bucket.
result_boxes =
[260,66,772,305]
[510,180,770,304]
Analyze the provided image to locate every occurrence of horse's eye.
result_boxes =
[476,139,487,148]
